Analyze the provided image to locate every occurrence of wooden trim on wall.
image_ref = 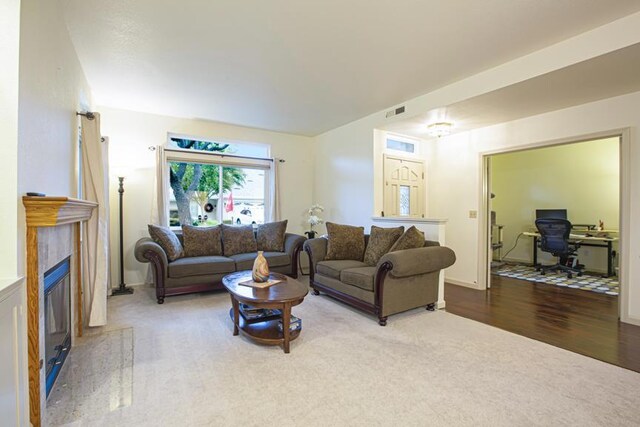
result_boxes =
[23,196,96,227]
[26,226,40,426]
[75,222,83,337]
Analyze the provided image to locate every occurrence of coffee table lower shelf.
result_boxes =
[229,308,301,347]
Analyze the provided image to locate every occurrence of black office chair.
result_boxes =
[535,218,584,279]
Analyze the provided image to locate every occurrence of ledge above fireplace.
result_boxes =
[23,196,97,227]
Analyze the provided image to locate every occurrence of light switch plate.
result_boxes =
[469,210,477,219]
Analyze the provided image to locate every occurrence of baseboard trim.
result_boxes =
[622,315,640,327]
[445,278,480,289]
[110,282,148,290]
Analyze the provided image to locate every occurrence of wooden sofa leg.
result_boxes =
[426,303,435,311]
[378,316,388,326]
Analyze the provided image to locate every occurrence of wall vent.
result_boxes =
[385,106,405,118]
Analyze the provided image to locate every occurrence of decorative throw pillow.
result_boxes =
[363,225,404,266]
[325,222,365,261]
[257,220,288,252]
[181,225,222,257]
[148,224,184,261]
[221,224,258,256]
[389,226,425,252]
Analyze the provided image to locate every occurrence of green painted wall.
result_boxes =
[491,137,619,272]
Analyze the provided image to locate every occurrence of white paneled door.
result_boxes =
[383,155,425,218]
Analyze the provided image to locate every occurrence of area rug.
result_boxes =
[493,264,619,296]
[44,286,640,426]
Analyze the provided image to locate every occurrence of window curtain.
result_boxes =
[151,146,168,226]
[268,158,281,222]
[80,113,110,327]
[146,146,168,284]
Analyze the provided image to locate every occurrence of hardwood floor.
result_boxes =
[445,274,640,373]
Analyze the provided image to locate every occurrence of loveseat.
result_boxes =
[135,222,305,304]
[304,224,456,325]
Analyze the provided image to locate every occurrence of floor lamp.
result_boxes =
[112,176,134,295]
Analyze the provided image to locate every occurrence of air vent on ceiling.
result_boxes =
[385,105,405,118]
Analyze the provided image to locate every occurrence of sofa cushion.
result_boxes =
[363,225,404,266]
[389,226,425,252]
[230,252,290,271]
[168,256,235,278]
[181,225,222,257]
[221,224,258,256]
[325,222,365,261]
[148,224,184,261]
[316,260,368,280]
[340,267,377,291]
[256,220,288,252]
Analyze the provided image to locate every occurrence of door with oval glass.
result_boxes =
[383,155,425,217]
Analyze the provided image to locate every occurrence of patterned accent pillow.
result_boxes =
[363,225,405,266]
[181,225,222,257]
[148,224,184,261]
[257,220,288,252]
[389,226,425,252]
[325,222,366,261]
[221,224,258,256]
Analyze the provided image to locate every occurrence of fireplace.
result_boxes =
[43,257,71,397]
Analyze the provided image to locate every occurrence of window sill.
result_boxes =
[371,216,448,225]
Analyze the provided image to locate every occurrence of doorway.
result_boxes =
[479,132,628,320]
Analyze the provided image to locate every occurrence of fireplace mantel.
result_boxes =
[22,196,97,427]
[23,196,97,226]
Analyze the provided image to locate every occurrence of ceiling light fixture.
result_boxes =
[426,121,454,137]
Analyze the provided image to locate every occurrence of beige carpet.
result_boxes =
[47,285,640,426]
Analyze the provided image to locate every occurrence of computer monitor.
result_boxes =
[535,209,568,220]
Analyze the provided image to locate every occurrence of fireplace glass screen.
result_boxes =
[44,257,71,397]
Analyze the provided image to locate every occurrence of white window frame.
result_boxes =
[384,132,421,156]
[163,135,273,228]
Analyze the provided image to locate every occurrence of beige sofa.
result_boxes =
[304,236,455,325]
[135,232,305,304]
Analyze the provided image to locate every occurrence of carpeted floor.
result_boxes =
[47,285,640,426]
[493,264,619,296]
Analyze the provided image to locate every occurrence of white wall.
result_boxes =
[17,0,93,275]
[99,107,315,285]
[491,137,619,272]
[0,0,20,279]
[429,91,640,324]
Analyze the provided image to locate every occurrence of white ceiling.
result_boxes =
[384,42,640,138]
[62,0,640,136]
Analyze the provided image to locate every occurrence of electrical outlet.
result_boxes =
[469,210,477,219]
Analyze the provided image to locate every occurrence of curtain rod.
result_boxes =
[76,111,95,120]
[161,147,285,162]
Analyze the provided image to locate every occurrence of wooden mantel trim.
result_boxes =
[22,196,97,427]
[23,196,97,227]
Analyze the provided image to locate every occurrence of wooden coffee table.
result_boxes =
[222,271,308,354]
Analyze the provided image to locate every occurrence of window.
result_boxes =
[386,137,415,154]
[165,135,271,228]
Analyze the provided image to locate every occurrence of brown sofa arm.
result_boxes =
[378,246,456,278]
[134,237,168,286]
[284,233,305,256]
[303,237,327,281]
[283,233,305,278]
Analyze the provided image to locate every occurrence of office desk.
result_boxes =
[523,232,618,277]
